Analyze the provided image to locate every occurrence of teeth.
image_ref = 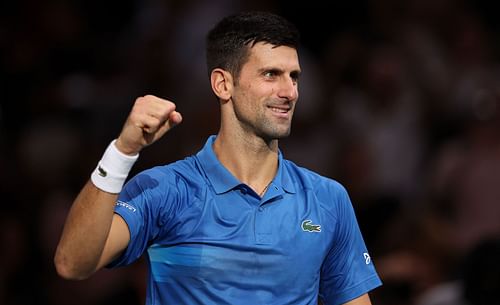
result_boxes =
[270,107,287,113]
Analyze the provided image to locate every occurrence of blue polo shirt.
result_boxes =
[110,135,381,305]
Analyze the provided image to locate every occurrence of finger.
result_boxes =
[169,111,183,126]
[155,111,183,136]
[134,95,176,121]
[147,102,177,123]
[135,114,162,134]
[138,110,182,134]
[148,109,182,132]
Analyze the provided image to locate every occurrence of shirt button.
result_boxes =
[258,207,264,212]
[240,188,247,194]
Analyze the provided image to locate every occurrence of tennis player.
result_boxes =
[55,11,382,305]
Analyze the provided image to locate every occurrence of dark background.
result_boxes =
[2,0,500,304]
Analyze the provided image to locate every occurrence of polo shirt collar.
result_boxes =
[196,135,296,195]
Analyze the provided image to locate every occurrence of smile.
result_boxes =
[270,107,289,113]
[268,105,291,119]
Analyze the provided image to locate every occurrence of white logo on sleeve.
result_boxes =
[116,200,137,212]
[363,252,371,265]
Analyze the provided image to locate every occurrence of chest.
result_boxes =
[148,189,335,285]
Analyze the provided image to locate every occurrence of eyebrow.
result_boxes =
[258,67,302,78]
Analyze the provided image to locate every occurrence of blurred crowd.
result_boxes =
[1,0,500,304]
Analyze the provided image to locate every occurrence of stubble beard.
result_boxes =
[233,99,294,141]
[256,112,292,140]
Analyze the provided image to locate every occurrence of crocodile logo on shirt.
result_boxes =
[301,219,321,232]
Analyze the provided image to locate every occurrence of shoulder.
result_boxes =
[282,159,354,222]
[124,155,206,198]
[282,158,348,197]
[136,154,201,179]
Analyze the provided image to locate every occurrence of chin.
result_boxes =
[263,128,291,140]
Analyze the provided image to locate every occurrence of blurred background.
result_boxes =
[2,0,500,304]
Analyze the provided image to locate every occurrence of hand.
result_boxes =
[115,95,183,155]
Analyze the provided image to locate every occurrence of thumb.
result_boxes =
[158,111,183,135]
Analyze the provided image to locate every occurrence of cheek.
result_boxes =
[234,82,273,109]
[253,83,276,100]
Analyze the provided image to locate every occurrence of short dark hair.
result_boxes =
[206,11,300,82]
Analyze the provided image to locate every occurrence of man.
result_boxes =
[55,11,382,305]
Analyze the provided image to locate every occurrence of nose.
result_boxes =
[277,76,298,101]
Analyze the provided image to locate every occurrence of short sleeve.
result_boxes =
[319,186,382,305]
[107,170,172,268]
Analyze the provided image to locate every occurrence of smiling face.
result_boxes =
[229,42,301,141]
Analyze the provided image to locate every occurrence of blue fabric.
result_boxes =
[110,135,381,305]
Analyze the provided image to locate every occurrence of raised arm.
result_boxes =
[54,95,182,280]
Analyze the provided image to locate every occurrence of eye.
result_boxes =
[264,70,277,78]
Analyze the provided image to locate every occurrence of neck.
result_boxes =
[213,132,278,194]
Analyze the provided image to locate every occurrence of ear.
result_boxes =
[210,68,233,102]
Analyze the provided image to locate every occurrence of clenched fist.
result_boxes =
[115,95,183,155]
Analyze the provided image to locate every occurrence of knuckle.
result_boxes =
[146,116,160,129]
[128,112,140,123]
[135,96,146,104]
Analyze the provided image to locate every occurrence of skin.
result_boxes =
[211,42,300,192]
[54,96,182,279]
[54,42,372,305]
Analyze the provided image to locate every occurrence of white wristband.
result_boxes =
[90,140,139,193]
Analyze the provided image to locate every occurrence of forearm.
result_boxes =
[54,180,118,279]
[54,95,181,280]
